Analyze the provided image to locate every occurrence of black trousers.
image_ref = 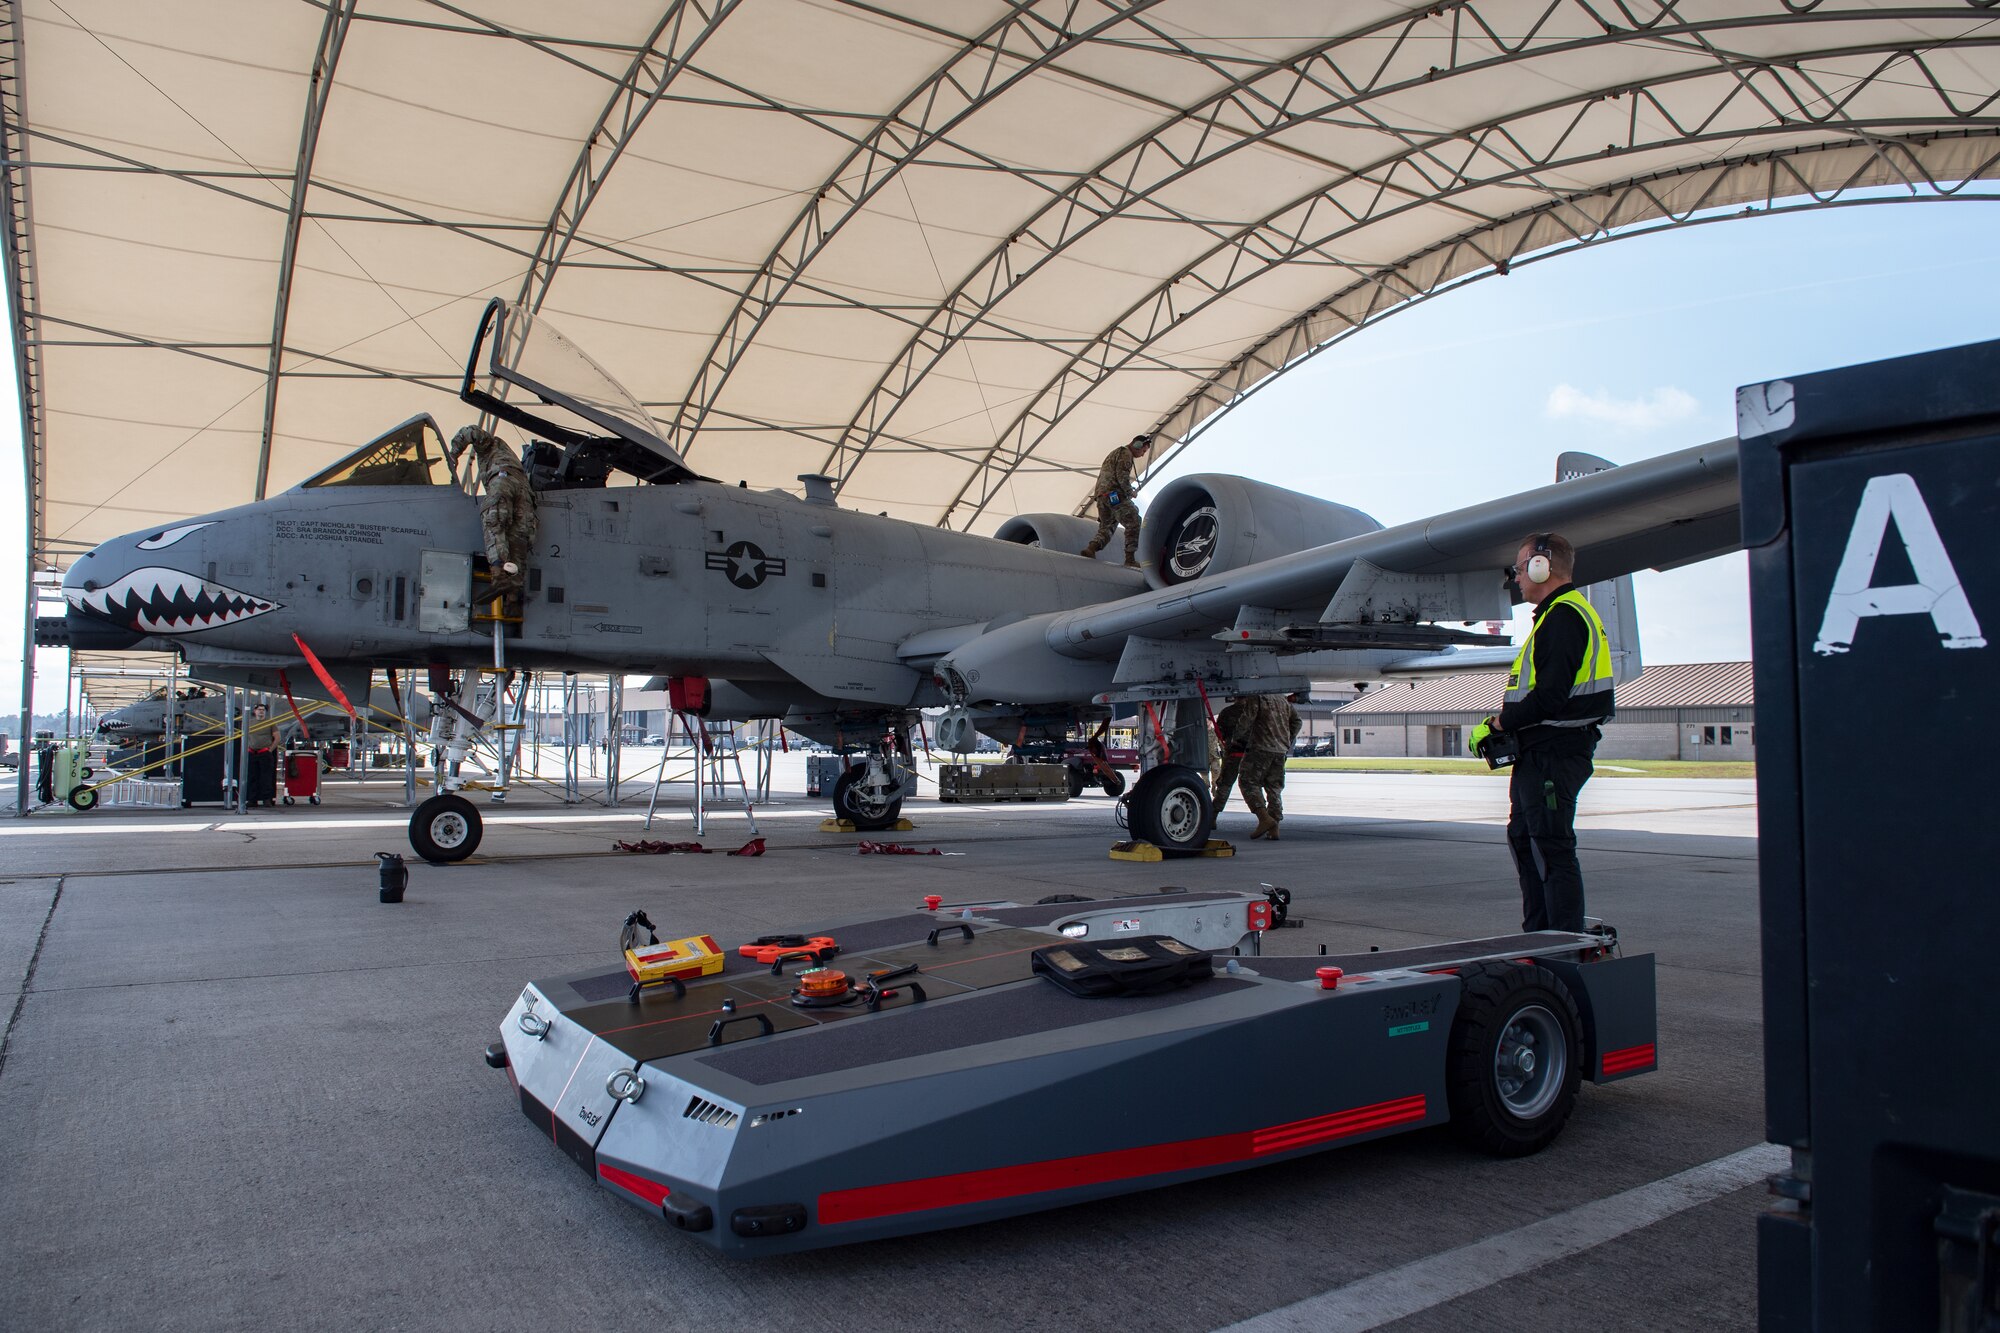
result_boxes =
[1506,741,1596,932]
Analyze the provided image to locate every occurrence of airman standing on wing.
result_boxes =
[1079,433,1154,568]
[449,425,537,606]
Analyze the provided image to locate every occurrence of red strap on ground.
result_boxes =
[856,841,941,856]
[614,840,711,854]
[728,838,766,857]
[291,633,357,718]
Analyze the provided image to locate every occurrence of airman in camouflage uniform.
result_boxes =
[1237,692,1302,840]
[1211,696,1250,813]
[450,425,537,605]
[1079,433,1154,567]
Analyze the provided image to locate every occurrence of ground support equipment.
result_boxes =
[487,891,1653,1257]
[1741,340,2000,1331]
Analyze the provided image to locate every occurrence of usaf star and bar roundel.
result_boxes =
[706,540,787,590]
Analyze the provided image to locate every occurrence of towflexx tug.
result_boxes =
[485,888,1656,1255]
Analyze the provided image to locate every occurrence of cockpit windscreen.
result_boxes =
[301,416,454,489]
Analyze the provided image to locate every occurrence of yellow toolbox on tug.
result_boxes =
[619,911,724,1002]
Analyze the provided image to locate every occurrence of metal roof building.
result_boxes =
[1333,659,1755,759]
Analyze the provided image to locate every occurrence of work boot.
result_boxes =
[1250,813,1275,840]
[1079,544,1101,559]
[1265,820,1281,842]
[1122,559,1143,570]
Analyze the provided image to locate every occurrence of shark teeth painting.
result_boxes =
[66,566,281,634]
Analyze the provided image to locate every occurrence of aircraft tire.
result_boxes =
[410,793,482,863]
[1444,961,1582,1158]
[1124,764,1212,853]
[832,766,903,832]
[67,786,98,811]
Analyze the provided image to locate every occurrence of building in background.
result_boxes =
[1328,662,1753,761]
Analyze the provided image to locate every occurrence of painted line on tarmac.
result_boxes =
[1217,1142,1787,1333]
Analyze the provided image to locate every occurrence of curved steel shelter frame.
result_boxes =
[5,1,2000,772]
[7,1,2000,560]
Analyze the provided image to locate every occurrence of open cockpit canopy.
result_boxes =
[461,301,700,489]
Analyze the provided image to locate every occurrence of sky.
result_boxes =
[5,197,1999,714]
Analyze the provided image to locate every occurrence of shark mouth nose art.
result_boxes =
[67,567,281,634]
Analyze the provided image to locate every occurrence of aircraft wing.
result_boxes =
[1046,436,1736,656]
[935,437,1738,706]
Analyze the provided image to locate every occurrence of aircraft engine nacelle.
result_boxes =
[1137,475,1382,587]
[993,513,1102,553]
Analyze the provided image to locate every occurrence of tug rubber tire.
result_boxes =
[1444,961,1583,1157]
[410,793,482,863]
[1099,769,1127,798]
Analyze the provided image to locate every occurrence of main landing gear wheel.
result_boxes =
[1122,764,1213,853]
[832,765,903,832]
[410,793,482,863]
[1445,961,1583,1157]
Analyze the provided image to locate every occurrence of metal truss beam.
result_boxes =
[512,0,740,315]
[937,34,2000,529]
[667,0,1167,460]
[826,5,2000,514]
[254,0,357,501]
[1150,187,2000,484]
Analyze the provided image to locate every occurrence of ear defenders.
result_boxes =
[1525,534,1554,585]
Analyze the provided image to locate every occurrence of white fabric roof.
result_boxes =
[7,1,2000,566]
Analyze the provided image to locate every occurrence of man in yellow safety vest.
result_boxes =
[1468,532,1614,933]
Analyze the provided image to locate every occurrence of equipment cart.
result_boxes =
[486,890,1655,1256]
[283,750,321,805]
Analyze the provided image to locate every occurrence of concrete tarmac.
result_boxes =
[0,762,1763,1331]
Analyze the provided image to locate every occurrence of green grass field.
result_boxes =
[1283,756,1757,779]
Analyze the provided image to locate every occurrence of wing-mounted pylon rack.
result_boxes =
[1219,623,1512,653]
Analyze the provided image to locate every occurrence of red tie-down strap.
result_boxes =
[291,633,357,719]
[856,841,941,856]
[275,669,311,736]
[1143,700,1171,764]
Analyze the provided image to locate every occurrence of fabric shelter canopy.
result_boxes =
[6,0,2000,569]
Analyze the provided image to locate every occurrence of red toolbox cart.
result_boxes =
[283,750,321,806]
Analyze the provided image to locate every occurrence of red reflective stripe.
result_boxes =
[818,1095,1427,1226]
[599,1163,671,1207]
[1601,1042,1657,1074]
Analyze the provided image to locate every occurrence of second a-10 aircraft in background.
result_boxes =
[52,300,1742,861]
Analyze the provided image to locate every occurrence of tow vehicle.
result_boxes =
[485,889,1656,1255]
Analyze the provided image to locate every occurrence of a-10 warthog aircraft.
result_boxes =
[51,300,1741,860]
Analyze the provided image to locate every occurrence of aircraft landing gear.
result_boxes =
[411,792,482,863]
[833,761,905,831]
[1121,763,1213,853]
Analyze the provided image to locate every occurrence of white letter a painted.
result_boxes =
[1813,473,1985,656]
